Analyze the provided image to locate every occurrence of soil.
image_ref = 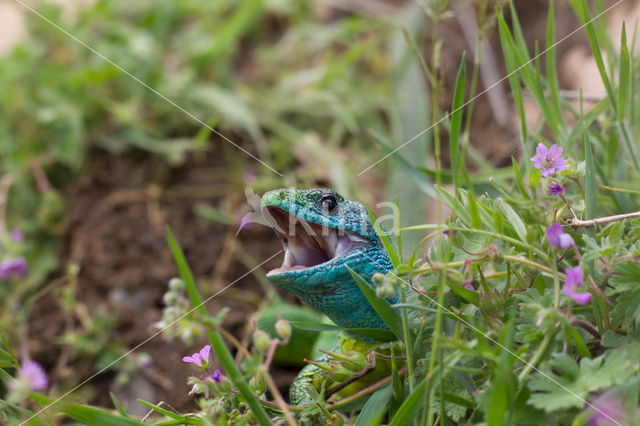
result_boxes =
[30,151,297,415]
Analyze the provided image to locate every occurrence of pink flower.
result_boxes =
[11,228,23,243]
[548,183,565,195]
[531,143,567,177]
[19,360,48,390]
[210,369,223,383]
[0,258,27,280]
[547,223,574,249]
[588,393,624,425]
[182,344,211,369]
[563,266,591,305]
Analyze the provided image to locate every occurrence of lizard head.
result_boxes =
[260,188,394,330]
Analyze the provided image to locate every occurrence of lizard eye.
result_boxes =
[319,195,338,213]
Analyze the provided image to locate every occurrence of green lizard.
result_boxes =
[260,188,398,407]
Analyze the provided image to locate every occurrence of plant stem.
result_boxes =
[263,366,298,426]
[518,328,556,383]
[329,367,407,409]
[566,210,640,227]
[421,271,446,426]
[400,286,415,393]
[550,251,561,307]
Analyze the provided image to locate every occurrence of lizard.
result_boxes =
[260,187,398,407]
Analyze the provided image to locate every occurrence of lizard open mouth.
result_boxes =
[264,206,370,275]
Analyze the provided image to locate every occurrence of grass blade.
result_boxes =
[618,22,630,120]
[110,393,132,419]
[165,229,271,426]
[138,400,202,424]
[30,393,147,426]
[355,385,393,426]
[570,0,616,111]
[497,14,528,143]
[346,266,404,340]
[388,377,428,425]
[497,198,528,242]
[583,132,597,221]
[545,0,565,126]
[369,208,401,268]
[289,322,397,342]
[449,55,467,190]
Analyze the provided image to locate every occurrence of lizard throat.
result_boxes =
[263,206,371,276]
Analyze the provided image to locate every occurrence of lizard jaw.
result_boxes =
[263,206,370,276]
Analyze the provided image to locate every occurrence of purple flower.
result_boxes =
[19,360,48,390]
[210,369,222,383]
[548,183,565,195]
[588,393,624,425]
[530,143,567,177]
[563,266,591,305]
[546,223,574,249]
[0,258,27,280]
[242,170,256,184]
[182,344,211,369]
[11,228,23,243]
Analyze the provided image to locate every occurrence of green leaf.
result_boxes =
[496,198,528,242]
[511,157,529,199]
[497,14,527,142]
[528,353,631,412]
[138,400,202,424]
[389,377,428,425]
[609,261,640,294]
[435,186,471,226]
[466,190,481,229]
[447,283,479,304]
[583,132,597,221]
[289,322,397,342]
[545,0,564,127]
[355,385,393,426]
[165,228,203,312]
[618,22,631,120]
[569,0,616,111]
[449,55,467,190]
[346,266,404,341]
[110,393,132,419]
[29,393,147,426]
[0,347,16,368]
[368,208,401,268]
[564,326,590,358]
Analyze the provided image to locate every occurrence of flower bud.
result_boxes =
[249,370,267,395]
[341,351,367,372]
[329,412,345,426]
[328,362,352,383]
[376,283,396,299]
[163,291,178,306]
[445,270,464,286]
[252,330,271,353]
[478,289,504,317]
[372,272,385,286]
[169,278,185,291]
[275,316,291,342]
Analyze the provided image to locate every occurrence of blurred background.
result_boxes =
[0,0,631,416]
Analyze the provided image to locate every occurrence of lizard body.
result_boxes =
[260,188,397,406]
